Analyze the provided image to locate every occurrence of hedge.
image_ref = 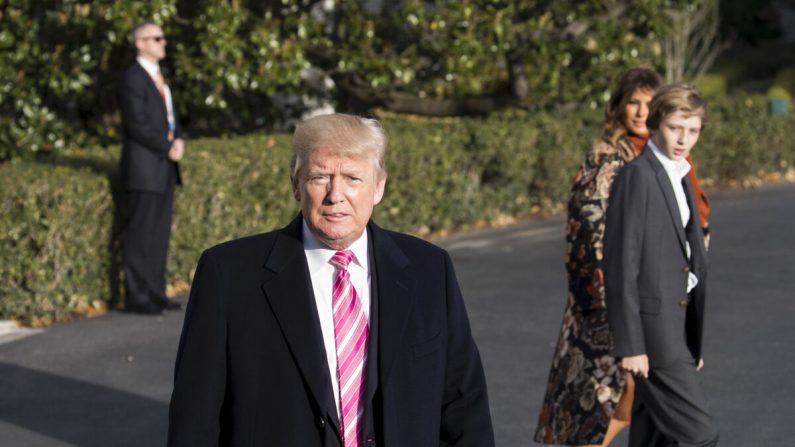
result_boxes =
[0,161,115,325]
[1,95,793,324]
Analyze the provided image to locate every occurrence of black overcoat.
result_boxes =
[168,217,494,446]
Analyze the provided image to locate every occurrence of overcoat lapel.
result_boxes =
[369,221,415,388]
[260,216,341,436]
[259,218,416,434]
[644,148,689,259]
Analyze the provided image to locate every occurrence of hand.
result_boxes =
[621,354,649,379]
[169,138,185,161]
[697,358,705,371]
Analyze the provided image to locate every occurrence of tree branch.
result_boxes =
[332,73,520,116]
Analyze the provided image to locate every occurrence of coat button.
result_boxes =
[365,437,375,444]
[316,416,325,429]
[682,266,690,273]
[679,299,688,308]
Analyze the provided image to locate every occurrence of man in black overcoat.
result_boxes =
[168,113,494,446]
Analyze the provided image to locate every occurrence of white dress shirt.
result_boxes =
[648,140,699,293]
[302,221,371,417]
[136,56,175,132]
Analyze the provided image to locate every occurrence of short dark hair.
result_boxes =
[130,22,159,44]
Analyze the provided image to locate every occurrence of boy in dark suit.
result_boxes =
[604,83,718,446]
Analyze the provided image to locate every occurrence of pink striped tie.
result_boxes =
[330,250,369,447]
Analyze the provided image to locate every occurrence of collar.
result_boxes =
[136,56,160,76]
[648,139,691,180]
[301,220,369,273]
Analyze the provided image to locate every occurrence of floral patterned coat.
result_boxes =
[534,147,630,445]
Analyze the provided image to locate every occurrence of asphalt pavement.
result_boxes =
[1,183,793,446]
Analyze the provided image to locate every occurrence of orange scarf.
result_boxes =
[629,134,647,156]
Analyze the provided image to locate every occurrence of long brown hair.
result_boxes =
[596,68,662,160]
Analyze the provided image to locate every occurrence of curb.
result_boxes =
[0,320,18,335]
[0,320,43,345]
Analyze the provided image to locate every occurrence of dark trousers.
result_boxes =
[123,186,174,307]
[629,343,719,447]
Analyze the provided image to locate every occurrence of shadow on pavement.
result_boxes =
[0,362,167,446]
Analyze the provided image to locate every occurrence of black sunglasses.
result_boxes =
[141,35,166,43]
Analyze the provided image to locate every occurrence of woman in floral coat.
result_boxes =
[533,68,711,446]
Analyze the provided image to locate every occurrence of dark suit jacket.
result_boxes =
[168,216,494,446]
[119,61,182,192]
[603,147,709,368]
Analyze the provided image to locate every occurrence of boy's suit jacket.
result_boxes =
[604,147,709,368]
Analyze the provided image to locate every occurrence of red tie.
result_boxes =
[330,250,368,447]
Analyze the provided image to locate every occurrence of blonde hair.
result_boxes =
[290,113,387,180]
[647,83,707,130]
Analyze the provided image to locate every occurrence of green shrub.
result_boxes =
[375,117,475,232]
[696,94,795,180]
[707,64,749,92]
[766,86,792,101]
[695,73,729,98]
[771,67,795,97]
[0,161,115,325]
[2,98,794,324]
[766,68,795,110]
[169,134,298,282]
[520,111,601,208]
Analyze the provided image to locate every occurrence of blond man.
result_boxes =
[168,114,493,446]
